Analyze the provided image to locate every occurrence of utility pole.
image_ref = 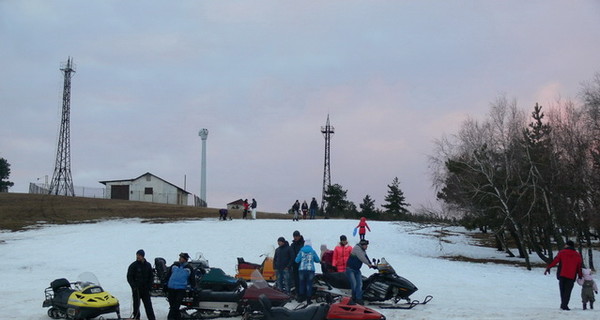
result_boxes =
[49,57,76,196]
[321,115,334,217]
[199,128,209,207]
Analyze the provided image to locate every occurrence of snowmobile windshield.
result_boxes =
[377,257,397,275]
[76,272,103,293]
[249,269,269,289]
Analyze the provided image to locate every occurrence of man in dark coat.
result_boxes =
[290,230,305,295]
[544,240,583,310]
[273,236,294,294]
[126,249,156,320]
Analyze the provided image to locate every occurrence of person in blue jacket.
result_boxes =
[295,239,320,304]
[166,253,194,320]
[346,239,375,305]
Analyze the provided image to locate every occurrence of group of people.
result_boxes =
[242,198,258,219]
[544,240,598,311]
[291,197,320,221]
[272,229,375,305]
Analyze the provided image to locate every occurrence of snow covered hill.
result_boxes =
[0,218,597,319]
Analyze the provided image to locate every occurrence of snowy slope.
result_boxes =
[0,218,598,319]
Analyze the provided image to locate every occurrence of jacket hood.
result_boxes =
[301,245,314,253]
[582,268,593,280]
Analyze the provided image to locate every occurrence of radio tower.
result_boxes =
[49,57,76,196]
[320,114,334,217]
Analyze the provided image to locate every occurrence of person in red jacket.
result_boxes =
[544,240,583,311]
[332,235,353,273]
[355,217,371,240]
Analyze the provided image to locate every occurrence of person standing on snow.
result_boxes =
[292,200,300,221]
[332,235,353,273]
[242,199,249,219]
[126,249,156,320]
[544,240,583,311]
[577,268,598,310]
[251,198,257,220]
[295,239,320,304]
[166,253,194,320]
[319,244,336,273]
[309,197,319,219]
[273,236,294,295]
[290,230,305,295]
[301,200,309,220]
[346,239,375,305]
[355,217,371,240]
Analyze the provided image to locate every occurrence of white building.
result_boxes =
[100,172,189,205]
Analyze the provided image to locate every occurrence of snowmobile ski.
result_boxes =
[375,295,433,309]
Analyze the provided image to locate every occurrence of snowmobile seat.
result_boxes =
[323,272,351,289]
[237,257,261,269]
[196,289,244,302]
[51,278,71,292]
[259,294,328,320]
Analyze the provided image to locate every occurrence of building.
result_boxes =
[99,172,189,205]
[227,199,245,211]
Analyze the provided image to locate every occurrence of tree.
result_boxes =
[381,177,410,216]
[323,184,351,217]
[359,194,379,219]
[0,158,14,192]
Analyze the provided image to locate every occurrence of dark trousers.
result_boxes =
[132,288,155,320]
[167,289,186,320]
[558,276,576,309]
[292,264,300,294]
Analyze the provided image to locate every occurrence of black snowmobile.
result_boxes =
[42,272,121,319]
[313,258,432,309]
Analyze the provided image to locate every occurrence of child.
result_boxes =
[577,268,598,310]
[355,217,371,240]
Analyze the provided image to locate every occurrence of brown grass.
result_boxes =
[0,193,289,231]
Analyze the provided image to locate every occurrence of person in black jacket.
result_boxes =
[290,230,305,296]
[273,236,294,294]
[126,249,156,320]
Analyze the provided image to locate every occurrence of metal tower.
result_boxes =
[49,57,76,196]
[321,114,334,215]
[198,128,209,207]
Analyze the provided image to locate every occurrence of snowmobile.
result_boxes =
[257,294,386,320]
[236,254,276,282]
[43,272,121,320]
[313,258,432,309]
[150,257,168,297]
[178,270,288,319]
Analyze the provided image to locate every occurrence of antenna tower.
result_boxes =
[49,57,76,196]
[321,114,334,217]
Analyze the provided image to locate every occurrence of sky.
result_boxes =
[2,1,600,213]
[1,218,598,319]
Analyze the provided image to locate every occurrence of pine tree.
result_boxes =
[0,158,14,192]
[382,177,410,216]
[360,194,379,219]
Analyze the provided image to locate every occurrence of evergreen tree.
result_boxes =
[382,177,410,216]
[0,158,14,192]
[360,194,379,219]
[323,183,350,217]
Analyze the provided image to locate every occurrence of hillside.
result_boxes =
[0,193,287,231]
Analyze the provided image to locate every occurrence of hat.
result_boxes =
[359,239,369,246]
[566,240,575,247]
[340,235,347,241]
[179,252,190,260]
[293,230,300,237]
[136,249,145,257]
[305,239,312,247]
[277,237,286,243]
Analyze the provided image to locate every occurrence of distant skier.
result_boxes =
[355,217,371,240]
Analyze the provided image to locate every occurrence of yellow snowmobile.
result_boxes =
[43,272,121,319]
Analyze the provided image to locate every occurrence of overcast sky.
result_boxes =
[2,1,600,213]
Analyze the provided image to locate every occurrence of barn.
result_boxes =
[100,172,190,205]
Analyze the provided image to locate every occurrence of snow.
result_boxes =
[0,218,598,319]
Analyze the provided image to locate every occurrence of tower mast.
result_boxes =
[199,128,209,207]
[321,114,334,217]
[49,57,76,196]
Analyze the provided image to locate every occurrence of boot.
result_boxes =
[591,301,594,309]
[583,303,587,310]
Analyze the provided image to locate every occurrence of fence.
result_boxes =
[29,183,106,198]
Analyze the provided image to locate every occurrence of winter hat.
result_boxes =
[179,252,190,260]
[566,240,575,247]
[340,235,347,241]
[293,230,301,237]
[359,239,369,246]
[305,239,312,247]
[320,244,328,252]
[277,237,286,243]
[136,249,145,257]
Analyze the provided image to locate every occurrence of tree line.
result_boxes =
[430,73,600,270]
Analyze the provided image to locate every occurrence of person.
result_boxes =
[544,240,583,311]
[295,239,320,304]
[219,208,228,221]
[577,268,598,310]
[292,200,300,221]
[273,236,294,294]
[290,230,305,295]
[355,217,371,240]
[309,197,319,219]
[301,200,308,220]
[242,199,249,219]
[319,244,336,273]
[251,198,257,220]
[346,239,375,305]
[332,235,353,273]
[126,249,156,320]
[166,253,194,320]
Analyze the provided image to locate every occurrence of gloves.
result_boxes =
[544,269,550,275]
